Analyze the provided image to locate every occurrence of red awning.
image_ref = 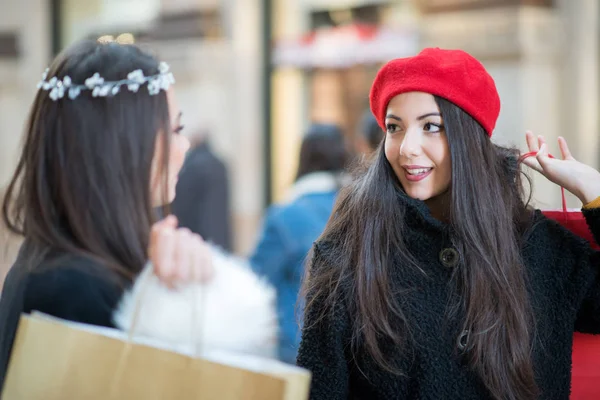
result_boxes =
[273,23,419,69]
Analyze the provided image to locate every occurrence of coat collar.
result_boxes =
[286,172,343,203]
[396,188,448,233]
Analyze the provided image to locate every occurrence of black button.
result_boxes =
[439,248,459,268]
[457,330,470,351]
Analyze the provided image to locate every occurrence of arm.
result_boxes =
[24,259,123,328]
[520,133,600,331]
[296,244,350,400]
[249,208,293,287]
[573,205,600,332]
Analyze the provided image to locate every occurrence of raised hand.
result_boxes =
[522,131,600,204]
[149,215,214,288]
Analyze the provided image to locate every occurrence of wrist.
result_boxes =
[575,181,600,205]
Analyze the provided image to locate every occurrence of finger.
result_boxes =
[154,228,176,283]
[155,215,178,230]
[536,142,552,170]
[525,131,539,153]
[174,229,192,283]
[537,135,547,151]
[558,136,575,160]
[149,215,178,259]
[521,157,544,174]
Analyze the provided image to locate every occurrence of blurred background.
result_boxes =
[0,0,598,256]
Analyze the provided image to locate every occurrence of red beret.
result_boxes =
[369,48,500,137]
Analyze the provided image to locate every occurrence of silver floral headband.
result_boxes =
[37,61,175,101]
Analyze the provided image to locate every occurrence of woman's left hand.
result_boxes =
[522,131,600,204]
[149,215,214,288]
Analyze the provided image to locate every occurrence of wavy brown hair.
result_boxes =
[301,96,538,400]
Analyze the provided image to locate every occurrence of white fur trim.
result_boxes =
[113,245,278,359]
[286,171,343,203]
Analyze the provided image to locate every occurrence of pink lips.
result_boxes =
[402,165,433,182]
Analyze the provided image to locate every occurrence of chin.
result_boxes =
[408,193,433,202]
[401,186,433,202]
[151,189,177,207]
[167,189,176,204]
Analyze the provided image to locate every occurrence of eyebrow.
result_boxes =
[386,112,441,121]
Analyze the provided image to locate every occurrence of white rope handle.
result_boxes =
[109,263,207,398]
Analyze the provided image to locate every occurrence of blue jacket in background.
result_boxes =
[249,172,340,364]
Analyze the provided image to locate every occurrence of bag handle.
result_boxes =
[108,265,206,398]
[518,151,568,215]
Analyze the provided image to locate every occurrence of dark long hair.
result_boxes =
[0,40,173,390]
[295,123,348,181]
[2,40,172,281]
[302,96,538,400]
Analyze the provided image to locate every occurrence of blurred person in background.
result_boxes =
[355,110,384,156]
[171,129,232,251]
[250,123,349,364]
[0,39,276,390]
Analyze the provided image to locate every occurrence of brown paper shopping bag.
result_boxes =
[2,312,310,400]
[2,269,311,400]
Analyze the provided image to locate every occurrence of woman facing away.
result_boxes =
[250,123,348,364]
[0,39,276,390]
[297,47,600,400]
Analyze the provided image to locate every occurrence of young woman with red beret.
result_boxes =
[297,48,600,400]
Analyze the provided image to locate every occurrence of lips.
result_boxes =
[403,166,433,182]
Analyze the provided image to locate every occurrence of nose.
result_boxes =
[399,128,422,158]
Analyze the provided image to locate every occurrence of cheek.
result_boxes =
[384,138,396,162]
[170,136,189,167]
[435,144,452,184]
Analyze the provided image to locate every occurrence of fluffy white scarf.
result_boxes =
[113,246,278,359]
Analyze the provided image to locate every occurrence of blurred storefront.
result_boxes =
[0,0,266,255]
[0,0,598,254]
[0,0,51,194]
[270,0,418,202]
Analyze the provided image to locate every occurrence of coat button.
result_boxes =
[457,330,470,351]
[439,247,459,268]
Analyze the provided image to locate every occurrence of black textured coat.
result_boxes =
[297,195,600,400]
[0,245,125,389]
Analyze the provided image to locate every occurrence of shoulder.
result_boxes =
[186,148,227,173]
[525,209,591,253]
[310,240,341,270]
[23,253,125,327]
[522,209,596,283]
[271,192,336,220]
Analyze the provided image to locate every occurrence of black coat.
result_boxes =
[297,195,600,400]
[171,142,232,251]
[0,245,126,388]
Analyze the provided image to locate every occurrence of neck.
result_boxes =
[424,190,451,222]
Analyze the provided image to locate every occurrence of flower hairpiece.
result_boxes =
[37,62,175,101]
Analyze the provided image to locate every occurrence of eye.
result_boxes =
[173,125,185,135]
[386,123,400,134]
[424,122,442,133]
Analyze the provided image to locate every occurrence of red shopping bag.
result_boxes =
[520,152,600,400]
